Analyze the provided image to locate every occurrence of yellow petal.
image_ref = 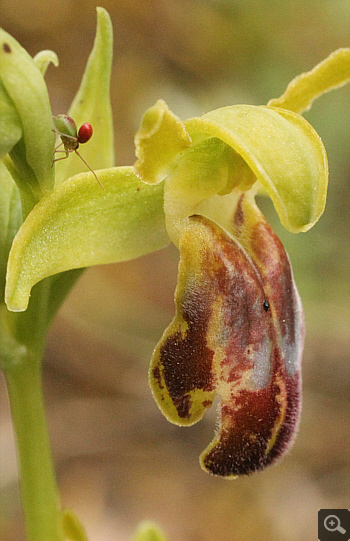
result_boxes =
[134,99,192,184]
[268,48,350,114]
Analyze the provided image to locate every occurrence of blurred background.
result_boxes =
[0,1,349,540]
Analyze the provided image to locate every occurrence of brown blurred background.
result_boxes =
[0,1,349,540]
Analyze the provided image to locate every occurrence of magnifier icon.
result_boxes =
[324,515,346,534]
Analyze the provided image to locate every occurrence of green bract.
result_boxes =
[6,167,168,311]
[54,7,115,185]
[0,26,55,212]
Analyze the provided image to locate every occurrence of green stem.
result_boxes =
[4,359,64,541]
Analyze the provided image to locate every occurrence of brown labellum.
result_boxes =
[149,198,304,477]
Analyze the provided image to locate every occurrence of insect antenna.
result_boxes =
[74,149,104,190]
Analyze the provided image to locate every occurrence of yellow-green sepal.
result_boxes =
[54,7,115,184]
[5,166,169,312]
[185,104,328,233]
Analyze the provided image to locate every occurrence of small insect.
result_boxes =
[53,114,104,189]
[263,299,270,312]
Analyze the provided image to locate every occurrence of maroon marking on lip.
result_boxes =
[249,216,304,377]
[232,196,304,372]
[203,358,301,477]
[152,366,164,390]
[202,400,213,408]
[233,194,245,229]
[267,371,301,464]
[251,220,296,341]
[157,215,274,419]
[159,291,215,418]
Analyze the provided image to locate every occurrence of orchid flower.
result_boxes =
[133,50,350,477]
[1,6,350,539]
[132,49,350,476]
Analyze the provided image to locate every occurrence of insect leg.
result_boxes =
[54,142,64,151]
[53,150,70,163]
